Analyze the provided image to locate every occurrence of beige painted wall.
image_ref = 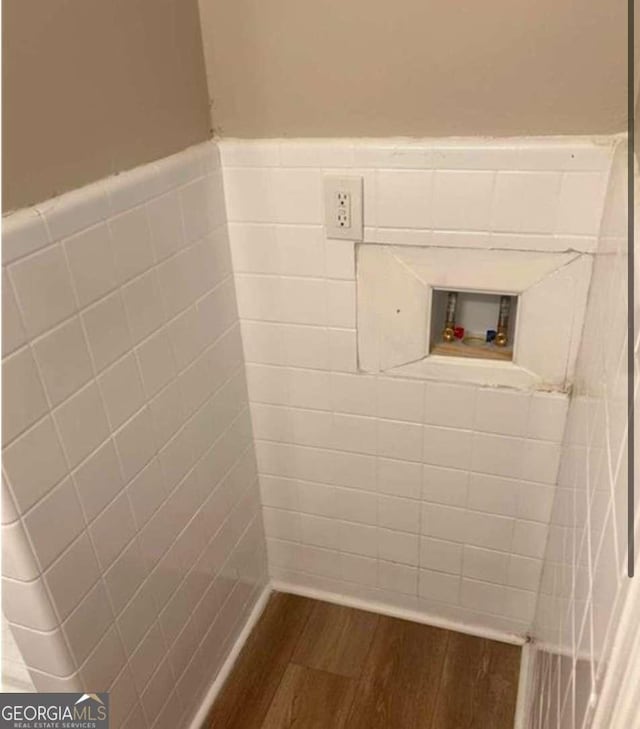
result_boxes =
[198,0,627,138]
[3,0,211,211]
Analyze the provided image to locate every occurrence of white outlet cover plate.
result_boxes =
[324,176,363,241]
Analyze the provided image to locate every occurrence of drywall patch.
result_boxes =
[357,244,592,391]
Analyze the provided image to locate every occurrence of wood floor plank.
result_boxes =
[291,601,379,678]
[205,592,314,729]
[431,631,521,729]
[347,615,449,729]
[261,664,356,729]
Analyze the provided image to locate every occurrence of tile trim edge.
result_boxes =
[513,640,536,729]
[270,579,526,646]
[185,583,273,729]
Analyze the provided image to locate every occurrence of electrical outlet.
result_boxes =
[324,176,363,240]
[336,191,351,229]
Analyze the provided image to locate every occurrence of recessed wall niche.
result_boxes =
[429,290,518,362]
[357,243,592,390]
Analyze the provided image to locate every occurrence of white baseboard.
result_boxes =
[186,584,273,729]
[514,640,536,729]
[271,579,525,646]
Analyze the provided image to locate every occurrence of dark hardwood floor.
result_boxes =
[204,592,521,729]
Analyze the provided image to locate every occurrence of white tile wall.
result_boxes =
[220,138,616,636]
[2,142,268,728]
[1,137,623,724]
[528,143,634,729]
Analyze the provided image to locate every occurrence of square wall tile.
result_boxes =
[297,481,336,519]
[422,465,468,506]
[378,494,421,533]
[32,317,93,407]
[424,382,476,429]
[299,513,339,549]
[492,172,562,233]
[338,522,378,558]
[467,473,519,517]
[463,511,515,552]
[325,240,355,280]
[122,270,166,345]
[431,171,494,231]
[263,507,300,541]
[420,504,468,543]
[527,393,568,442]
[64,223,117,307]
[336,489,377,526]
[330,373,376,416]
[53,382,110,468]
[89,492,137,570]
[378,528,419,565]
[2,270,27,355]
[507,555,543,591]
[23,477,84,570]
[328,329,357,372]
[73,439,124,522]
[378,561,418,595]
[117,581,158,654]
[332,414,377,456]
[287,369,330,411]
[423,426,472,470]
[63,581,114,665]
[181,177,219,243]
[377,377,424,423]
[521,440,561,485]
[109,207,155,285]
[82,291,133,372]
[460,578,506,616]
[3,417,68,513]
[462,545,509,585]
[114,407,157,482]
[272,169,323,225]
[326,280,356,328]
[419,537,463,574]
[80,625,126,694]
[104,539,147,615]
[224,168,274,223]
[167,307,204,373]
[146,191,185,261]
[471,433,525,479]
[127,458,166,530]
[418,569,460,603]
[136,328,176,399]
[149,379,185,448]
[377,457,422,499]
[377,170,433,228]
[474,388,530,436]
[2,346,48,445]
[512,520,548,558]
[130,622,166,693]
[556,172,608,236]
[340,553,378,586]
[45,533,100,620]
[9,245,76,337]
[98,354,146,430]
[378,420,423,462]
[276,226,325,278]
